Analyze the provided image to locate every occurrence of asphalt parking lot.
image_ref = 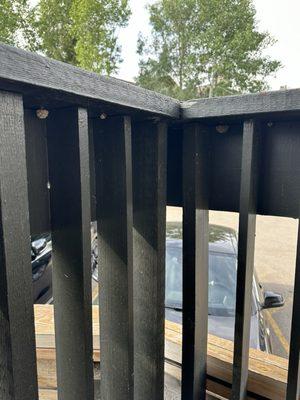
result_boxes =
[167,207,299,359]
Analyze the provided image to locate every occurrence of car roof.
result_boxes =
[166,222,237,255]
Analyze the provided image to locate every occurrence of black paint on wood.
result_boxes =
[9,116,300,239]
[13,119,300,238]
[47,107,94,400]
[181,123,210,399]
[167,121,299,219]
[232,120,260,400]
[0,91,38,400]
[24,109,50,235]
[258,121,300,218]
[209,124,243,213]
[132,121,167,400]
[286,220,300,400]
[88,118,97,222]
[0,43,180,119]
[93,116,134,400]
[182,89,300,119]
[167,126,183,207]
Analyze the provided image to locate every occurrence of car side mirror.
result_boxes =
[32,238,47,256]
[262,291,285,309]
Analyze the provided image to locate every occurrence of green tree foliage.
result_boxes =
[137,0,281,99]
[0,0,19,45]
[0,0,33,47]
[32,0,131,74]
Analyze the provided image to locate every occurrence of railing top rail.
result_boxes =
[2,43,300,122]
[0,43,180,118]
[182,88,300,120]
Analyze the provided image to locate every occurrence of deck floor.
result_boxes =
[39,373,224,400]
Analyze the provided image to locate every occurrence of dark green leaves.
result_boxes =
[136,0,281,99]
[0,0,131,76]
[33,0,131,74]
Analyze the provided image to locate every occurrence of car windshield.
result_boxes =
[166,244,238,317]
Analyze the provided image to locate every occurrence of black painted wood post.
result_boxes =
[132,121,167,400]
[93,116,134,400]
[24,110,50,235]
[232,120,260,400]
[286,220,300,400]
[182,123,210,399]
[47,107,94,400]
[0,91,38,400]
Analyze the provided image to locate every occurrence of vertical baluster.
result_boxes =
[286,220,300,399]
[47,107,94,400]
[0,91,38,400]
[132,121,167,400]
[182,123,210,399]
[24,109,50,235]
[93,116,134,400]
[232,120,260,400]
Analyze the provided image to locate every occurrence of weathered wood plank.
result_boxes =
[39,389,58,400]
[182,89,300,119]
[47,107,94,400]
[0,91,38,400]
[93,116,134,400]
[286,220,300,400]
[132,121,167,400]
[2,42,300,121]
[232,120,260,400]
[182,123,210,399]
[0,43,179,118]
[38,376,227,400]
[34,305,290,400]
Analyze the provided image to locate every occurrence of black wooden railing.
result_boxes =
[0,42,299,400]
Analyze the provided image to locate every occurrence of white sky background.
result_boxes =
[29,0,300,91]
[116,0,300,90]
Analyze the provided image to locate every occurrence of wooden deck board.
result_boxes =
[35,305,288,400]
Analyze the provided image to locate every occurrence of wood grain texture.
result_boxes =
[167,121,300,219]
[132,121,167,400]
[93,116,134,400]
[2,42,300,121]
[0,91,38,400]
[0,43,179,118]
[24,110,50,235]
[47,107,94,400]
[39,389,58,400]
[38,386,243,400]
[182,89,300,119]
[34,305,290,400]
[286,220,300,400]
[182,123,210,399]
[232,120,260,400]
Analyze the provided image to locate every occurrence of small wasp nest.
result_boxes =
[36,108,49,120]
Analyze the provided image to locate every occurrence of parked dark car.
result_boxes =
[31,226,98,304]
[165,222,285,352]
[32,222,284,352]
[31,233,53,303]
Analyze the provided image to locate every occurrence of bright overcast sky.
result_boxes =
[29,0,300,91]
[116,0,300,90]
